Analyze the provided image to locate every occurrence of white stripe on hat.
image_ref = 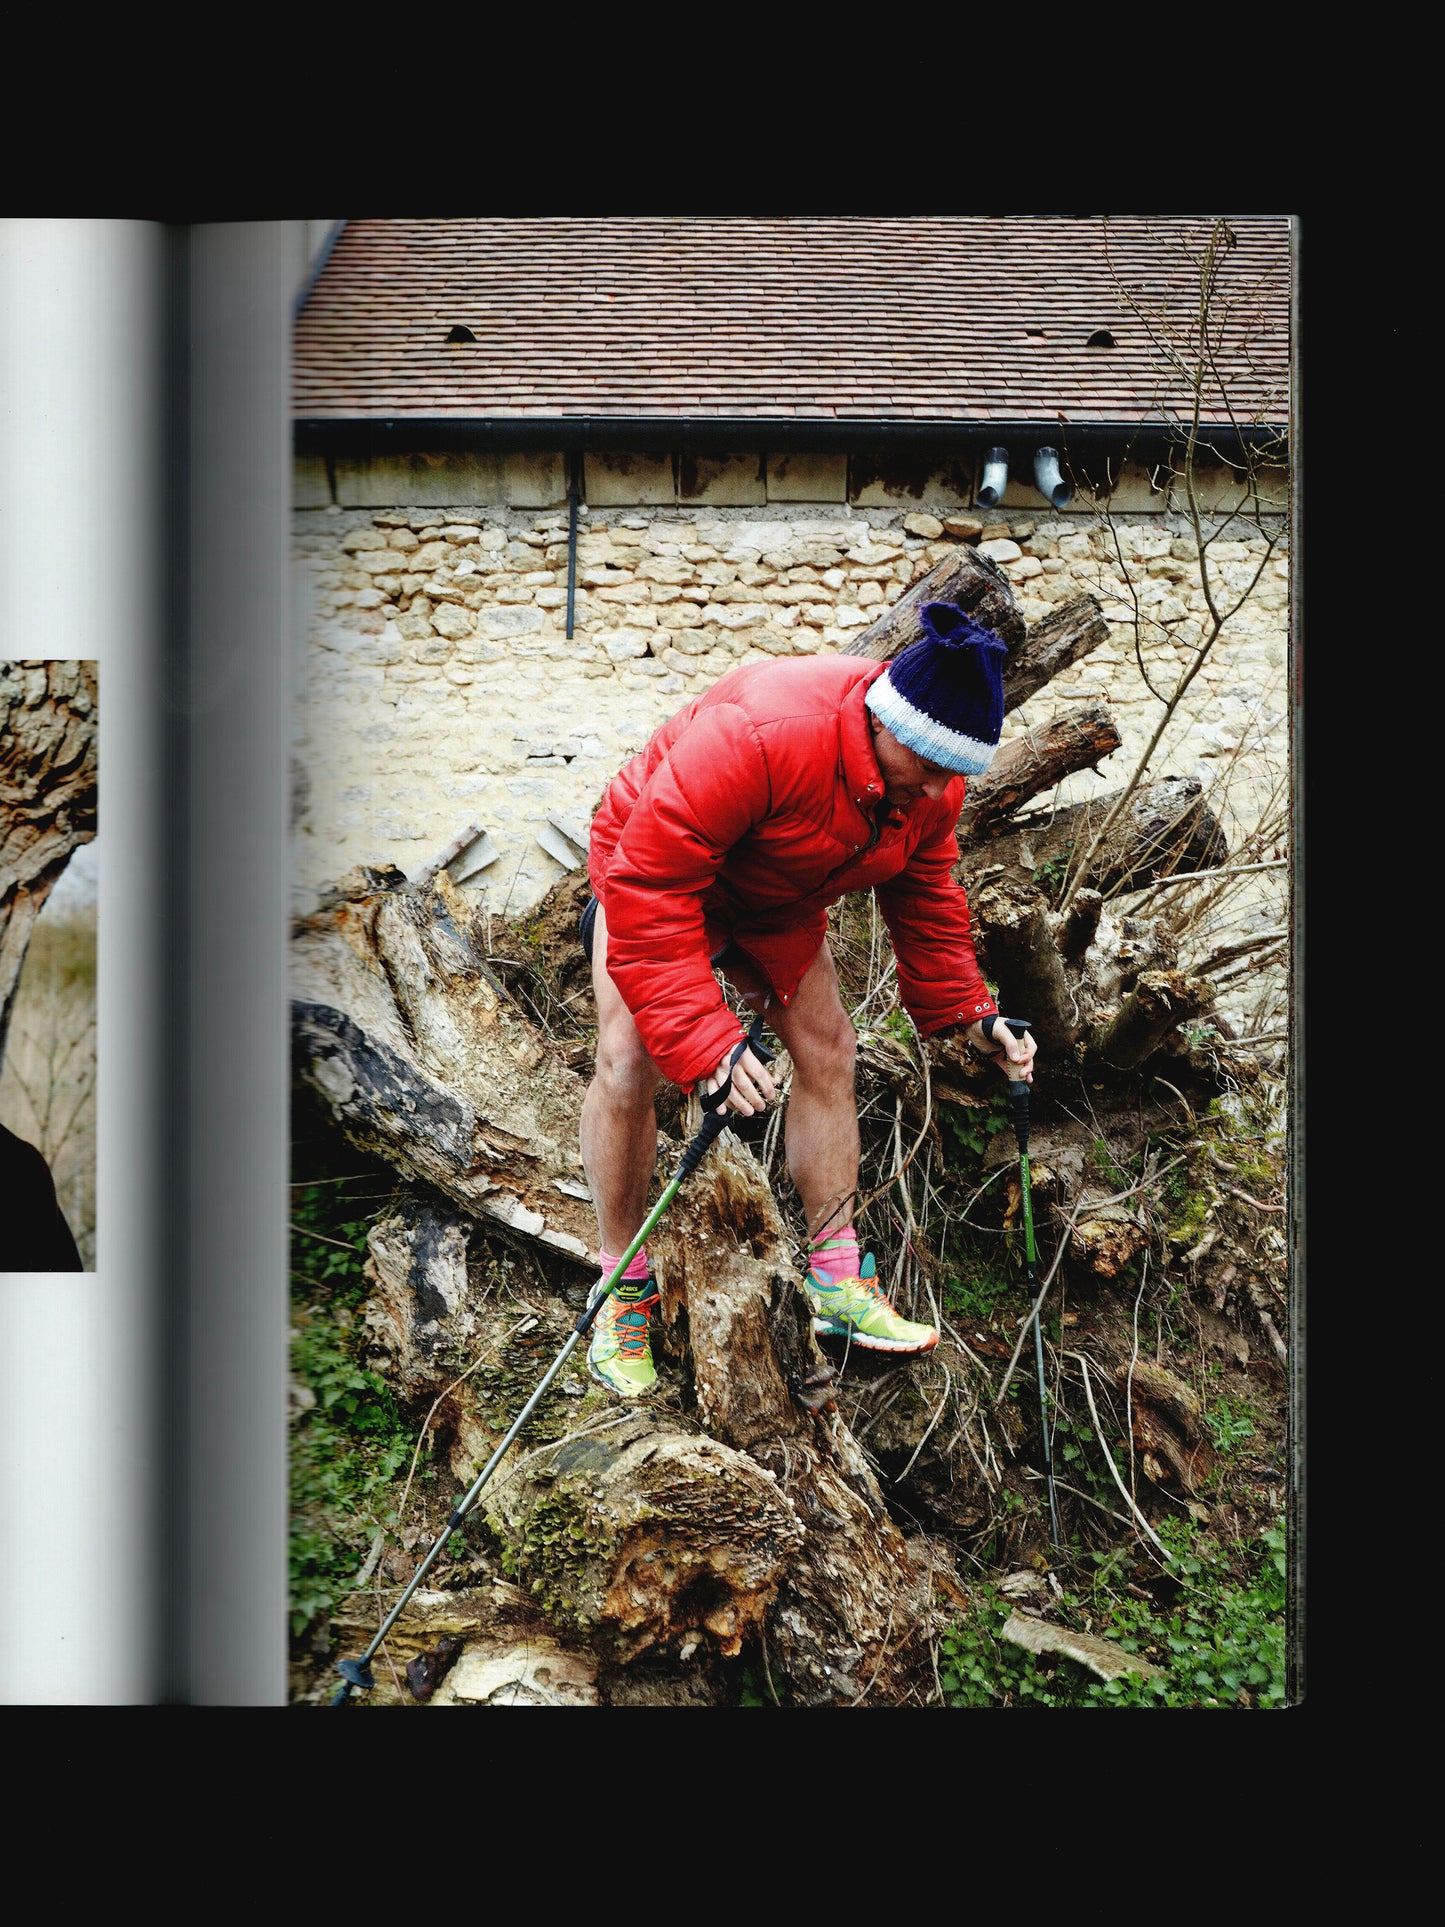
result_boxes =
[866,674,998,776]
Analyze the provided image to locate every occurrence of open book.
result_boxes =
[1,218,1300,1708]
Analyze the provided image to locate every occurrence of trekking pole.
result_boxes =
[331,1013,775,1704]
[986,1015,1061,1554]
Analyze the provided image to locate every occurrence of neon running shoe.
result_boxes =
[586,1275,660,1397]
[804,1247,939,1354]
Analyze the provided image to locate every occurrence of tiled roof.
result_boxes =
[294,216,1289,428]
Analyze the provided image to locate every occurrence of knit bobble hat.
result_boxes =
[864,601,1008,776]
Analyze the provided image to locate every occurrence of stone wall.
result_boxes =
[292,481,1290,1033]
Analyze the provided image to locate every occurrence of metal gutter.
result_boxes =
[294,415,1286,459]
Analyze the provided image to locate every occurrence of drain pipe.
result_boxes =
[977,446,1009,509]
[1033,446,1073,509]
[565,452,580,639]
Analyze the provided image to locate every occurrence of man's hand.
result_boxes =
[965,1016,1037,1085]
[701,1044,777,1117]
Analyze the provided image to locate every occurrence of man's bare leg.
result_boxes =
[726,940,858,1242]
[578,902,665,1256]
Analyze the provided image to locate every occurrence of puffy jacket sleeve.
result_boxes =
[874,803,998,1038]
[598,702,768,1087]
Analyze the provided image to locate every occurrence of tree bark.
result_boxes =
[1088,969,1216,1070]
[842,542,1026,660]
[997,597,1112,714]
[0,660,99,1063]
[970,881,1078,1057]
[957,774,1228,900]
[957,705,1121,843]
[840,543,1108,718]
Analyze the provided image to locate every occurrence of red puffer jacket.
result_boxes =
[590,654,998,1087]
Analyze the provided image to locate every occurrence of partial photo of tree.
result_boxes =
[1,660,98,1271]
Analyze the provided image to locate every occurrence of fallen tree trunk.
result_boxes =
[841,543,1109,715]
[970,880,1078,1058]
[842,541,1026,659]
[295,870,932,1703]
[1088,969,1216,1071]
[958,705,1122,843]
[957,774,1228,898]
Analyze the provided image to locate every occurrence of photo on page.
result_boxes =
[286,219,1295,1710]
[1,659,98,1273]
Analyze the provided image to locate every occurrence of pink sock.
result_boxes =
[600,1245,651,1284]
[808,1226,859,1283]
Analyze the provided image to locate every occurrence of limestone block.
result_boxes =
[440,525,482,543]
[801,604,834,626]
[584,450,676,506]
[354,549,404,575]
[598,582,653,604]
[903,512,945,539]
[978,538,1022,564]
[396,612,435,641]
[679,452,767,504]
[767,453,847,503]
[845,542,904,565]
[294,454,333,507]
[432,605,474,641]
[753,627,795,655]
[820,569,845,590]
[638,558,695,585]
[1006,555,1043,581]
[856,581,884,605]
[833,604,870,628]
[603,630,651,661]
[656,604,706,630]
[710,604,769,630]
[476,607,544,639]
[341,527,388,553]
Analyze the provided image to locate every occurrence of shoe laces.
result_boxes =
[608,1288,658,1360]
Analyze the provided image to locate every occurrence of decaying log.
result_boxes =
[971,881,1078,1058]
[1115,1361,1213,1494]
[327,1582,603,1707]
[957,706,1122,845]
[294,869,934,1703]
[957,774,1229,901]
[481,1408,805,1663]
[1068,1196,1148,1281]
[1,659,99,1059]
[1089,970,1216,1071]
[996,597,1112,713]
[291,866,597,1264]
[1054,890,1104,965]
[842,542,1026,661]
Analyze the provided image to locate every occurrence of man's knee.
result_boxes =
[791,1003,857,1090]
[593,1023,664,1105]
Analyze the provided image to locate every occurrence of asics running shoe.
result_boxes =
[586,1274,660,1396]
[804,1248,939,1354]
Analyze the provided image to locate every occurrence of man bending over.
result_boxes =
[578,604,1036,1396]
